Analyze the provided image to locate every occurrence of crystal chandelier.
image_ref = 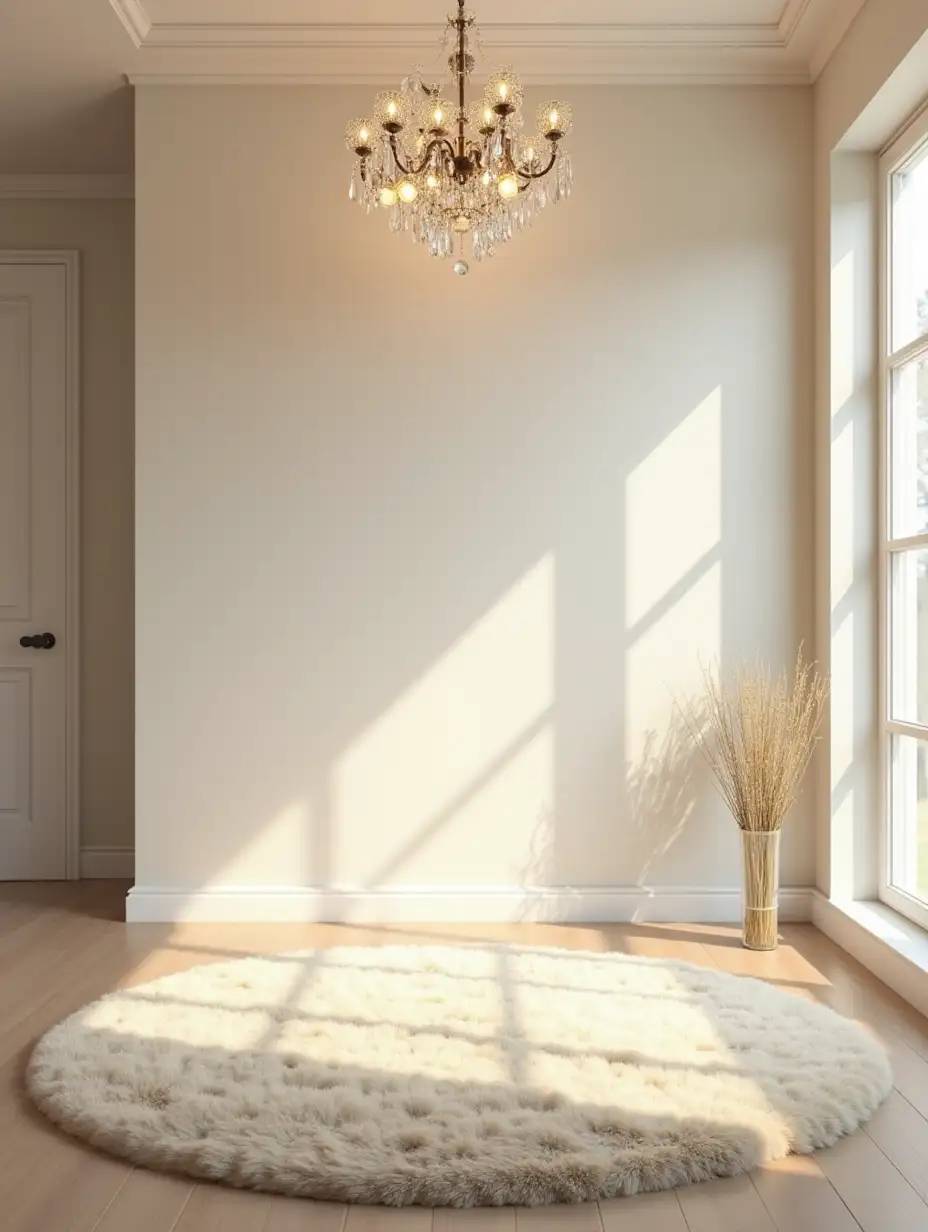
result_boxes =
[344,0,573,275]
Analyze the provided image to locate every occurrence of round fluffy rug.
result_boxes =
[27,944,891,1206]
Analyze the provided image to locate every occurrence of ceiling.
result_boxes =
[0,0,865,175]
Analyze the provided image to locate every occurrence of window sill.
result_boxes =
[813,893,928,1019]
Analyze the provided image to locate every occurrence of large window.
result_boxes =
[882,109,928,929]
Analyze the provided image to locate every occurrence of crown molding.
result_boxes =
[126,56,810,88]
[112,0,859,86]
[109,0,152,48]
[808,0,868,79]
[0,174,134,200]
[140,23,787,51]
[777,0,813,43]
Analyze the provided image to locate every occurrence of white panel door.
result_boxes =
[0,259,75,878]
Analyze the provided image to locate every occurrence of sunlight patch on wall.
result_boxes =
[830,250,856,608]
[625,387,721,631]
[209,800,313,886]
[830,250,855,416]
[624,389,722,764]
[371,724,554,886]
[829,609,855,897]
[830,414,856,608]
[332,557,554,885]
[625,562,721,765]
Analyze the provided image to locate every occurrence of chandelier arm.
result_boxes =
[517,146,559,181]
[390,136,455,177]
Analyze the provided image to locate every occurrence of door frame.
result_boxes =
[0,251,80,878]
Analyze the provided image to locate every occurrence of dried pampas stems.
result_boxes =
[678,650,828,949]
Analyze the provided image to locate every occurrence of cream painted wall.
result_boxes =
[0,199,134,852]
[135,85,814,897]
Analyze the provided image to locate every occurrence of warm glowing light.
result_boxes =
[347,29,572,271]
[538,99,572,138]
[498,173,519,199]
[344,117,376,153]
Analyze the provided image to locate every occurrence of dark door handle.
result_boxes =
[20,633,56,649]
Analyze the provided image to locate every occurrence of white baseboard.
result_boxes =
[811,893,928,1020]
[126,884,815,925]
[80,846,135,879]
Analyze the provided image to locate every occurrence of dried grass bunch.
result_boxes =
[678,650,827,948]
[679,650,828,833]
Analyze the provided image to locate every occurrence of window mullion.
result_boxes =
[887,533,928,552]
[887,331,928,370]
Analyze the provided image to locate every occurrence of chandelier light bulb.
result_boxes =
[397,180,418,204]
[374,91,409,132]
[481,169,491,187]
[467,99,496,135]
[538,99,573,140]
[485,66,523,115]
[379,185,399,207]
[421,95,455,135]
[344,117,376,154]
[498,173,519,200]
[426,172,440,190]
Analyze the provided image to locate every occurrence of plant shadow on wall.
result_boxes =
[26,945,889,1206]
[624,709,710,891]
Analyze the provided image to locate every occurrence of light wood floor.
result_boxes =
[2,883,928,1232]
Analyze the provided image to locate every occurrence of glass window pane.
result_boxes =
[890,733,928,905]
[891,548,928,725]
[890,355,928,537]
[891,142,928,352]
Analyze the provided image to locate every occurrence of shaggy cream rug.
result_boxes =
[27,944,891,1206]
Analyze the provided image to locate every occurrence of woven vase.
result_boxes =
[740,830,781,950]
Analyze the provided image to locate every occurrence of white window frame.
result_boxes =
[880,104,928,932]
